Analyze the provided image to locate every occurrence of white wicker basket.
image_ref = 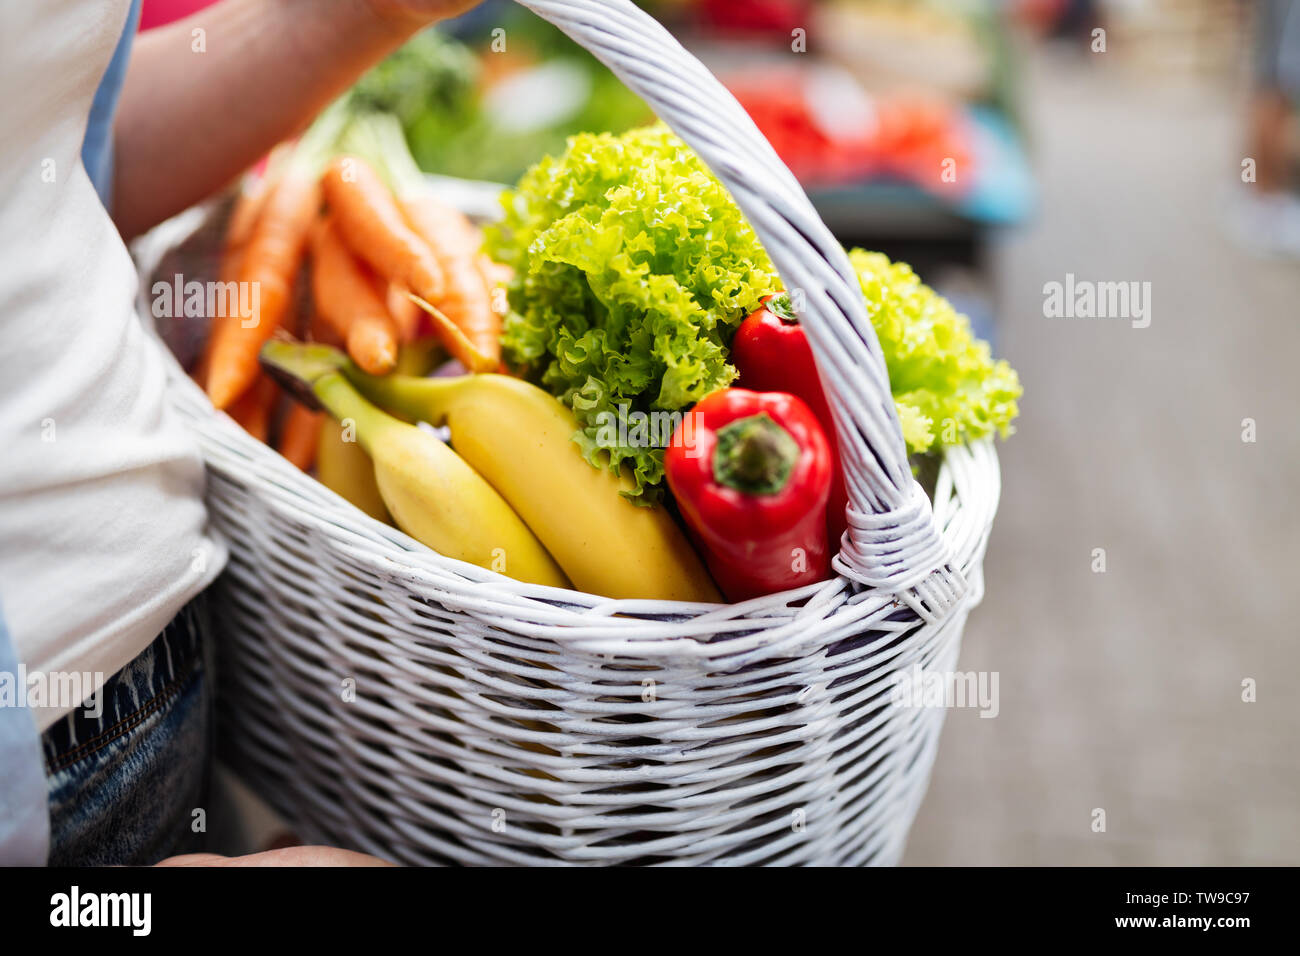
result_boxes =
[153,0,1002,865]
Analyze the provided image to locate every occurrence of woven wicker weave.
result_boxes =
[150,0,1003,865]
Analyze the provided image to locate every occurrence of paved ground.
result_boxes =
[903,47,1300,865]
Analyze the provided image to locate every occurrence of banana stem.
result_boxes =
[312,372,403,458]
[345,368,473,426]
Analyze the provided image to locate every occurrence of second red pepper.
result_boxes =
[730,292,849,549]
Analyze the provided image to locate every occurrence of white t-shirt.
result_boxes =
[0,1,227,731]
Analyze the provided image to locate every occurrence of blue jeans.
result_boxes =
[41,596,214,866]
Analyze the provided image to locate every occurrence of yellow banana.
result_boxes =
[346,369,721,603]
[315,416,390,524]
[262,342,569,590]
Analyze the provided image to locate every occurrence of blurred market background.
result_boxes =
[142,0,1300,865]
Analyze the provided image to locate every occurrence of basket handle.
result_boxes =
[515,0,953,593]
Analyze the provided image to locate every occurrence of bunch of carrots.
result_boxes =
[199,110,507,471]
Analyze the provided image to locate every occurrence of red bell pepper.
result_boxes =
[666,388,832,602]
[730,292,849,548]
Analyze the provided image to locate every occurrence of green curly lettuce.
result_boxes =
[849,249,1022,455]
[485,125,779,503]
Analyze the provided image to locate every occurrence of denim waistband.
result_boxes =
[41,595,207,774]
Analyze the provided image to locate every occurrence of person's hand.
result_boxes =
[365,0,485,30]
[155,846,395,867]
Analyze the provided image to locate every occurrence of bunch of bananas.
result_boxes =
[261,342,719,603]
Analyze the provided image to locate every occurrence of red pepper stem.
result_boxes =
[712,413,801,495]
[766,291,798,323]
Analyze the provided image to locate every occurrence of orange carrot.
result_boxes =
[192,245,239,389]
[347,314,401,377]
[224,144,289,256]
[194,162,282,387]
[337,114,499,371]
[223,195,265,262]
[310,215,399,375]
[204,170,320,409]
[399,194,499,372]
[321,156,444,305]
[384,280,422,344]
[278,403,324,471]
[477,254,513,317]
[226,373,279,443]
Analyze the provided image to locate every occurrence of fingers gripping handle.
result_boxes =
[515,0,954,593]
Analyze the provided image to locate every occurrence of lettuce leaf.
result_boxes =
[849,249,1022,455]
[486,126,779,502]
